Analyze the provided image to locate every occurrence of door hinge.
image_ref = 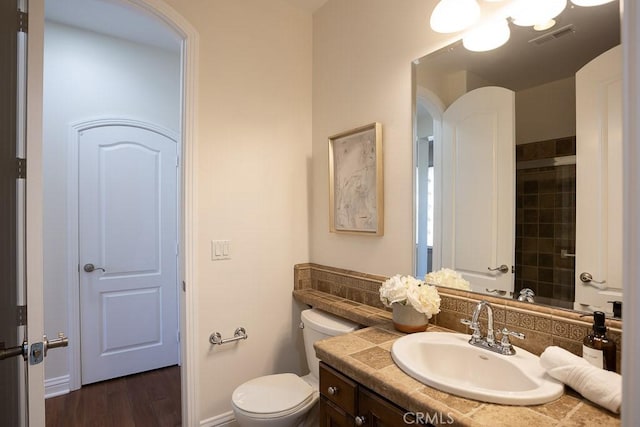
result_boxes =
[17,11,28,33]
[182,281,186,292]
[177,331,180,343]
[17,305,27,326]
[16,158,26,179]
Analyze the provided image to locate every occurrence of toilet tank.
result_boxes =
[301,309,359,381]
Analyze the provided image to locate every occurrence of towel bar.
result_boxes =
[209,327,248,345]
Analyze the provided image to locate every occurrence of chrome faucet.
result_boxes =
[517,288,535,303]
[471,300,495,345]
[461,300,525,355]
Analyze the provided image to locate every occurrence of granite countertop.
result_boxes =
[295,289,621,426]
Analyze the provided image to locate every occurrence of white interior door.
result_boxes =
[441,86,515,295]
[79,124,179,385]
[575,45,623,315]
[1,0,28,424]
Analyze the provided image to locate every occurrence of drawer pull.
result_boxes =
[327,386,338,395]
[355,416,366,426]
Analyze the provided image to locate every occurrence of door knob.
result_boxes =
[83,263,105,273]
[355,416,366,426]
[488,264,509,274]
[0,340,28,361]
[579,272,607,289]
[43,332,69,357]
[579,272,605,284]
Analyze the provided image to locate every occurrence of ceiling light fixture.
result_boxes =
[570,0,615,5]
[534,19,557,31]
[428,0,585,52]
[463,18,511,52]
[510,0,567,27]
[430,0,481,33]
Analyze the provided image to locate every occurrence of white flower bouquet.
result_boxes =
[379,274,441,319]
[424,268,471,291]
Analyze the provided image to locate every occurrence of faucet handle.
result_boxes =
[461,318,482,343]
[498,328,524,355]
[460,319,473,327]
[501,328,525,341]
[461,318,479,332]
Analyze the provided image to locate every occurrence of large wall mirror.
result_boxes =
[413,0,622,316]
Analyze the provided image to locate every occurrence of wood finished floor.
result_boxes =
[45,365,181,427]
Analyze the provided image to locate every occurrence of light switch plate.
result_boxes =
[211,240,231,261]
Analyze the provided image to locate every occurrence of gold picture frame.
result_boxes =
[328,122,383,235]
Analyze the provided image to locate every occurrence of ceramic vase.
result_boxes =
[392,303,428,333]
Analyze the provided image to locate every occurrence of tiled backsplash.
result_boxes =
[294,263,622,373]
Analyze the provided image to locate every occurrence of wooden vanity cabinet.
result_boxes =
[319,361,357,426]
[358,386,413,426]
[319,397,353,427]
[319,362,424,427]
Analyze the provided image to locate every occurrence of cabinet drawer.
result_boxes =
[320,362,357,415]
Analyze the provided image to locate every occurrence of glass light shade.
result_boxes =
[463,19,511,52]
[570,0,615,5]
[430,0,481,33]
[510,0,567,27]
[534,19,557,31]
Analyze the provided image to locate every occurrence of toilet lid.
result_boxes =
[232,373,315,416]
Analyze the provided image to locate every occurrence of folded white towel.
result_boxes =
[540,346,621,414]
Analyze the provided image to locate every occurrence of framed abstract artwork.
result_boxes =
[328,122,383,235]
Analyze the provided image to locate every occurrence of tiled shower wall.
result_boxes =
[515,137,576,308]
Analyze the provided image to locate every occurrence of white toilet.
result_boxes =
[231,308,359,427]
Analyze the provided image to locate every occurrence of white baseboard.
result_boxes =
[45,375,70,399]
[200,411,238,427]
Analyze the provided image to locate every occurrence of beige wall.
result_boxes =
[516,77,576,145]
[174,0,573,420]
[310,0,452,277]
[163,0,313,421]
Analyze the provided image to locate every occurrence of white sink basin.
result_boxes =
[391,332,564,405]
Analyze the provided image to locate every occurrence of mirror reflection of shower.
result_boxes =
[415,108,578,309]
[413,1,621,313]
[515,140,577,309]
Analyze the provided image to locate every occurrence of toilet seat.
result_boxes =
[232,373,317,419]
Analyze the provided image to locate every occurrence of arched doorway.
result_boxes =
[39,0,198,424]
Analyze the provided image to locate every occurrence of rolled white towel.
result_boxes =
[540,346,621,414]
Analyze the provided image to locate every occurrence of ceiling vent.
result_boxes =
[528,24,575,46]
